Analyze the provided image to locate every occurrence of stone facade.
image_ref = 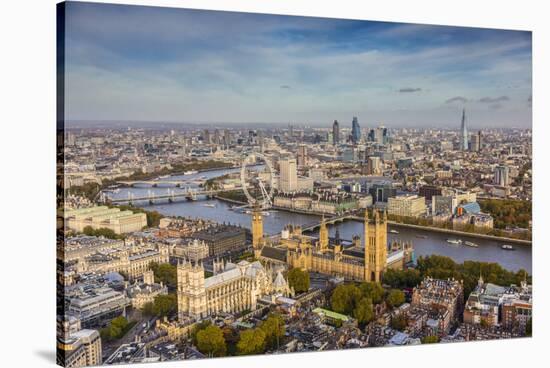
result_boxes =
[261,210,392,282]
[126,270,168,309]
[252,206,264,257]
[177,259,291,320]
[64,206,147,234]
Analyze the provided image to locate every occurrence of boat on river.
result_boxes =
[389,229,399,234]
[446,238,462,245]
[464,241,479,248]
[501,244,515,250]
[184,170,198,175]
[415,234,428,239]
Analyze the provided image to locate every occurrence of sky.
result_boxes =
[63,2,532,128]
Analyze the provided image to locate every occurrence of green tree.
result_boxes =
[69,182,102,201]
[382,268,422,289]
[287,268,310,294]
[259,313,285,350]
[150,262,177,288]
[145,210,163,227]
[111,316,128,330]
[142,302,154,316]
[222,326,240,356]
[191,320,212,345]
[391,314,408,331]
[196,325,226,357]
[237,328,266,355]
[331,284,362,315]
[82,226,95,236]
[414,255,531,300]
[353,297,374,325]
[100,316,134,341]
[479,198,531,230]
[81,226,122,240]
[386,289,406,308]
[150,294,177,317]
[421,335,439,344]
[359,282,385,304]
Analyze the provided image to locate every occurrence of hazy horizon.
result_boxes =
[63,2,532,128]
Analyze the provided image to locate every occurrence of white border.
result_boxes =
[0,1,547,367]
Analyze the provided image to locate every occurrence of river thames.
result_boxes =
[105,168,532,273]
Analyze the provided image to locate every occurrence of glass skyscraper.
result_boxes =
[332,120,340,145]
[351,116,361,144]
[460,109,468,150]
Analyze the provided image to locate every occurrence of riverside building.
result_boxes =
[64,206,147,234]
[256,208,412,282]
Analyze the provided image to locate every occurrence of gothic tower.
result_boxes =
[177,259,207,320]
[363,209,370,281]
[364,209,388,282]
[187,261,206,318]
[319,215,329,252]
[176,259,190,321]
[252,204,264,258]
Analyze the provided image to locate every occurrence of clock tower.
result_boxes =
[252,204,264,258]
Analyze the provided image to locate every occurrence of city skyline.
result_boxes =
[64,2,532,128]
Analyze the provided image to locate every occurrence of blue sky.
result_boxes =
[64,2,532,128]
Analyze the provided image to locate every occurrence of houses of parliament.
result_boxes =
[254,207,413,282]
[176,207,412,320]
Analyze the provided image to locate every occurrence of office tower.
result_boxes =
[419,185,442,201]
[368,183,397,203]
[460,109,468,150]
[203,129,211,144]
[213,129,220,145]
[494,165,510,187]
[367,128,375,142]
[332,120,340,145]
[387,195,427,217]
[374,126,388,145]
[351,116,361,144]
[279,156,298,192]
[297,145,308,167]
[313,133,322,144]
[477,130,482,151]
[223,129,231,146]
[471,132,480,152]
[259,133,265,152]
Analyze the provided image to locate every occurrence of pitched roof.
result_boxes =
[260,246,287,262]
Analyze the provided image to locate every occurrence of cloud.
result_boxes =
[445,96,468,104]
[478,96,510,103]
[489,103,502,110]
[63,2,532,128]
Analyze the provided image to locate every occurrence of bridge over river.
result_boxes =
[103,187,243,205]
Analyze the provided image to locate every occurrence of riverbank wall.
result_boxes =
[260,206,532,246]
